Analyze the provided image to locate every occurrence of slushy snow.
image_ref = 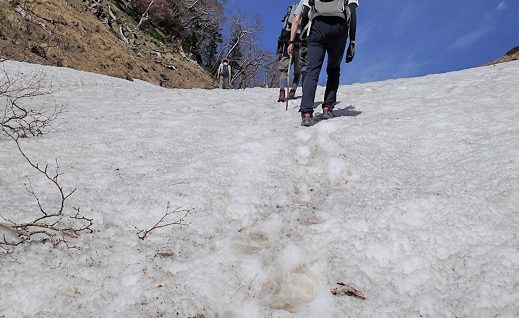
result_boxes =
[1,60,518,317]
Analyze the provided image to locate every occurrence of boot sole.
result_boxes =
[322,111,334,120]
[301,120,313,127]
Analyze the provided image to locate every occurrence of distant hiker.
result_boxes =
[289,0,359,126]
[277,3,302,102]
[217,59,232,89]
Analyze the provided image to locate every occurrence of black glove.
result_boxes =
[346,41,355,63]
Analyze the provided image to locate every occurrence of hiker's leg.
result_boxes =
[279,73,287,90]
[299,44,308,88]
[278,56,290,90]
[300,20,327,114]
[292,49,301,91]
[323,22,348,108]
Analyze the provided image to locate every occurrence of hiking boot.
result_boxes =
[288,89,296,99]
[301,112,313,127]
[277,89,286,102]
[322,105,334,120]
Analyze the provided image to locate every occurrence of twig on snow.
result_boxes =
[331,282,366,300]
[135,202,190,240]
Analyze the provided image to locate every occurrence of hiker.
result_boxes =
[277,3,302,102]
[298,15,310,88]
[288,0,359,126]
[217,59,232,89]
[296,1,312,88]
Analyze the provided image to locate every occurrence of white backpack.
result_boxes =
[309,0,351,21]
[306,0,351,36]
[282,4,298,31]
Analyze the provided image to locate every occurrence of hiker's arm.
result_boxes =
[287,16,301,56]
[345,3,358,63]
[348,3,358,42]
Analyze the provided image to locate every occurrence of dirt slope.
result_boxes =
[0,0,216,89]
[486,46,519,65]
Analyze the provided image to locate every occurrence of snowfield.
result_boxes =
[1,60,518,318]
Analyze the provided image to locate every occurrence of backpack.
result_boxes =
[308,0,351,21]
[221,63,229,77]
[305,0,351,37]
[282,4,298,32]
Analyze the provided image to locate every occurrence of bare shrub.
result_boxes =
[0,133,93,250]
[0,62,92,251]
[133,0,181,31]
[1,64,64,138]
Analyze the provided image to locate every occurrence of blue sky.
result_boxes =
[224,0,519,84]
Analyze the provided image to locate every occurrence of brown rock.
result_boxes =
[30,45,47,59]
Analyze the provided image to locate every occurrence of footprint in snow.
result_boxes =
[326,157,352,189]
[265,243,320,312]
[232,214,283,254]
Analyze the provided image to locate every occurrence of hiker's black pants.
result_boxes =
[300,17,348,114]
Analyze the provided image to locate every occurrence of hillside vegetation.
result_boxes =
[0,0,218,88]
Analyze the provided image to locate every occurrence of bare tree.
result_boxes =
[215,14,275,89]
[136,0,154,29]
[213,15,256,71]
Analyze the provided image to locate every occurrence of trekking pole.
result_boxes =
[286,54,292,111]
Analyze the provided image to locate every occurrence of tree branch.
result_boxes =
[135,202,191,240]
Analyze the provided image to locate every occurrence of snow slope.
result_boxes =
[1,60,518,318]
